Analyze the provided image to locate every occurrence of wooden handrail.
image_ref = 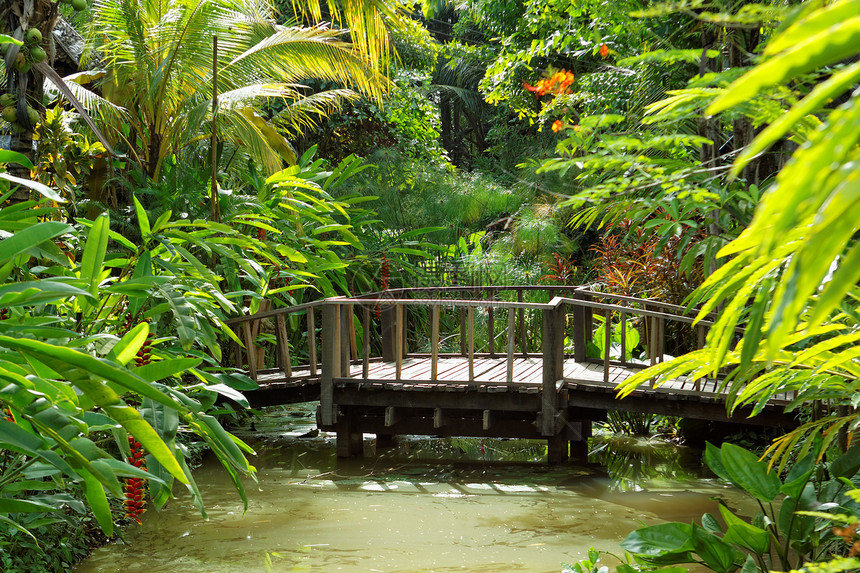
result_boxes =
[224,285,718,326]
[233,287,728,413]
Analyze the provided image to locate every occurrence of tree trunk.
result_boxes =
[4,0,57,201]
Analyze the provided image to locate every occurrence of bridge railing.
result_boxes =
[311,287,718,432]
[224,300,319,382]
[225,286,721,430]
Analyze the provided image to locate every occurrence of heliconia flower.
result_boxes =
[123,435,148,524]
[374,255,390,321]
[551,120,564,133]
[135,331,155,367]
[599,44,610,58]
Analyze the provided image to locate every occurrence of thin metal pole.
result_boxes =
[210,36,221,223]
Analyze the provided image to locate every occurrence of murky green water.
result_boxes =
[75,407,749,573]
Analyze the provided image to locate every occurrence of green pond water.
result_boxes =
[75,406,750,573]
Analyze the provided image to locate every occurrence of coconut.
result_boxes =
[2,107,17,124]
[26,28,43,44]
[30,47,46,63]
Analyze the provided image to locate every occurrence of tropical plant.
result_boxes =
[621,442,860,573]
[0,146,264,541]
[70,0,400,183]
[617,0,860,467]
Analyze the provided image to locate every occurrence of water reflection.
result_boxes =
[75,406,743,573]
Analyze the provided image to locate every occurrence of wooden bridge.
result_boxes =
[225,286,795,463]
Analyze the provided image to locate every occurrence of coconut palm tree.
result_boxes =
[2,0,403,194]
[71,0,402,182]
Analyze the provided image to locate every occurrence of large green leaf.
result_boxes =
[621,522,694,556]
[691,523,740,573]
[708,17,860,114]
[141,398,182,511]
[780,454,815,499]
[0,336,178,408]
[0,222,72,266]
[81,472,113,536]
[720,443,781,502]
[0,281,94,307]
[719,504,770,555]
[778,483,816,542]
[132,358,202,382]
[105,322,149,366]
[0,149,33,168]
[79,213,109,298]
[132,194,151,238]
[0,173,63,201]
[0,499,60,513]
[830,444,860,479]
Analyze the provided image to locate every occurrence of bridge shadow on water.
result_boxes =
[239,404,741,525]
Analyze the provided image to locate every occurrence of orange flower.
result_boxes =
[599,44,609,58]
[551,120,564,133]
[523,69,575,98]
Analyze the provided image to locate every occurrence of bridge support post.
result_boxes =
[321,303,345,426]
[547,435,568,464]
[542,299,565,437]
[567,421,591,463]
[336,412,363,458]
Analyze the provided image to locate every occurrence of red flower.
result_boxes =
[599,44,610,58]
[123,436,148,524]
[551,120,564,133]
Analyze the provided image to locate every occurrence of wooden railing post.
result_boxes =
[487,289,495,356]
[430,304,440,381]
[542,299,565,436]
[362,306,370,378]
[307,307,317,376]
[242,320,257,381]
[381,303,396,362]
[603,309,611,384]
[320,303,339,426]
[572,292,592,363]
[395,304,404,379]
[340,303,352,378]
[276,313,292,379]
[518,289,528,357]
[467,305,475,382]
[506,307,515,384]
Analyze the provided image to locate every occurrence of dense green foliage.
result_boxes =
[2,0,860,570]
